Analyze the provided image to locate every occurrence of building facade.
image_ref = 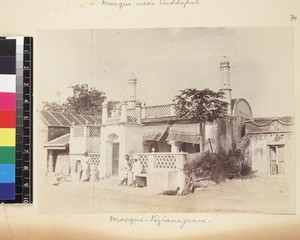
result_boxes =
[243,117,294,175]
[40,57,295,193]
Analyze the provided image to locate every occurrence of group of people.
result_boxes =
[119,154,142,187]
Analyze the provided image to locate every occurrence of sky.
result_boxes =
[37,27,294,118]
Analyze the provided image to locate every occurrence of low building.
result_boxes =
[39,57,291,193]
[38,110,101,176]
[243,117,294,175]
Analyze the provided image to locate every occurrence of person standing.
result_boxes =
[81,152,90,182]
[131,155,142,187]
[119,154,133,186]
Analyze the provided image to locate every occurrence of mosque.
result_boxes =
[38,56,294,192]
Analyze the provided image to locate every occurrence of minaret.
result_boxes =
[220,56,232,115]
[127,77,137,109]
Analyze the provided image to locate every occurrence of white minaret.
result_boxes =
[127,77,137,109]
[220,56,232,115]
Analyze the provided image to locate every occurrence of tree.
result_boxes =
[173,88,228,152]
[42,84,107,116]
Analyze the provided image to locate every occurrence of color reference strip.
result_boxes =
[0,39,16,200]
[0,37,33,204]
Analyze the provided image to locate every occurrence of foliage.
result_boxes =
[42,101,66,112]
[183,149,253,194]
[173,88,229,152]
[173,88,229,123]
[42,84,108,116]
[239,163,252,176]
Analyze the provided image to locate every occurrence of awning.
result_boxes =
[44,133,70,150]
[166,123,201,144]
[143,125,169,141]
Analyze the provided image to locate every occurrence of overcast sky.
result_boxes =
[37,27,294,118]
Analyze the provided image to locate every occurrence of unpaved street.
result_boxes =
[38,174,295,214]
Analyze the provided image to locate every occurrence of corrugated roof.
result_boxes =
[143,125,169,141]
[166,123,201,144]
[40,110,101,127]
[44,133,70,150]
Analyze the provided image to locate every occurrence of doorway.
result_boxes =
[268,145,285,175]
[106,133,119,177]
[112,143,119,175]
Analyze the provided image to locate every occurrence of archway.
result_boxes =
[106,133,119,176]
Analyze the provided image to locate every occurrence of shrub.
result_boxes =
[239,163,252,176]
[185,148,252,185]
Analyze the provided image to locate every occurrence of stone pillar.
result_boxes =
[83,124,87,136]
[141,106,146,119]
[127,78,137,108]
[170,104,176,116]
[102,101,108,123]
[168,140,180,153]
[116,103,121,117]
[176,153,187,193]
[147,154,155,173]
[135,101,142,124]
[220,56,232,115]
[70,122,75,137]
[121,101,128,122]
[48,150,55,173]
[111,108,116,118]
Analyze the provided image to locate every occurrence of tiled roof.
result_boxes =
[44,133,70,149]
[40,110,101,127]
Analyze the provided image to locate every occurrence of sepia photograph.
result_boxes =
[36,27,295,214]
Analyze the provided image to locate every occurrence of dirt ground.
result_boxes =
[38,173,295,214]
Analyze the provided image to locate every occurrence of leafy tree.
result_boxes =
[173,88,228,152]
[42,101,65,112]
[42,84,107,116]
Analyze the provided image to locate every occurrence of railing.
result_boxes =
[143,104,176,119]
[129,154,149,169]
[70,125,101,154]
[106,116,121,123]
[154,154,176,169]
[129,152,186,171]
[129,152,187,193]
[127,108,136,119]
[102,103,177,123]
[87,126,101,137]
[72,125,84,137]
[71,125,101,137]
[88,153,101,166]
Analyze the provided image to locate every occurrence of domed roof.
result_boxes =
[231,98,253,120]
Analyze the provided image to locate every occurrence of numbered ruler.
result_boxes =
[0,37,33,204]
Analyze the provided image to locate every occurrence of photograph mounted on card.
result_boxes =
[36,28,295,214]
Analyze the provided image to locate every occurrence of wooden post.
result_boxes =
[208,138,213,153]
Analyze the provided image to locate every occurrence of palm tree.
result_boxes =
[173,88,228,152]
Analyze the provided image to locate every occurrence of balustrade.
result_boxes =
[88,154,101,165]
[103,102,177,123]
[144,104,176,119]
[129,152,186,171]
